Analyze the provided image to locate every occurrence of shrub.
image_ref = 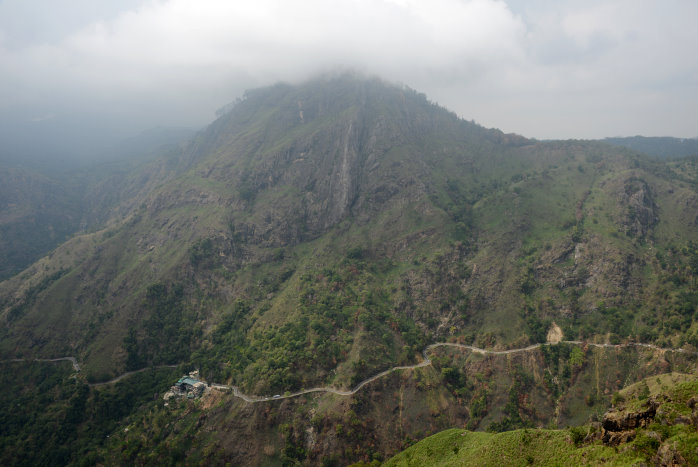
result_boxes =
[569,426,587,446]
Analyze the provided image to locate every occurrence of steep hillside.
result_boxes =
[1,74,697,464]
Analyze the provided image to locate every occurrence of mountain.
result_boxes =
[603,136,698,159]
[1,73,697,465]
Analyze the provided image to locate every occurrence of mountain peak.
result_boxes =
[1,74,697,466]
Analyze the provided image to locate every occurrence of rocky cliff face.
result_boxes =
[594,375,698,465]
[619,176,658,238]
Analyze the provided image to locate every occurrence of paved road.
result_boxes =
[211,340,698,404]
[4,340,696,401]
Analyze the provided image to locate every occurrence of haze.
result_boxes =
[1,0,696,161]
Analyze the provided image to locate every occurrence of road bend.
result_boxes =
[213,340,697,404]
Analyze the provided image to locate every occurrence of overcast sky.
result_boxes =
[1,0,696,160]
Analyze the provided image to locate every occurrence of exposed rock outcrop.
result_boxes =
[597,381,698,465]
[602,398,659,434]
[619,176,658,238]
[654,442,687,466]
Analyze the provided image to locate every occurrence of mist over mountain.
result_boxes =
[0,126,197,280]
[0,74,696,465]
[0,116,197,167]
[603,136,698,160]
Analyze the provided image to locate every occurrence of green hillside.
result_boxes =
[385,429,641,466]
[1,74,697,464]
[385,373,698,466]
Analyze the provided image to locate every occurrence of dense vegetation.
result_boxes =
[0,361,178,466]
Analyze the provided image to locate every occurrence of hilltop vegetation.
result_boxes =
[1,74,697,464]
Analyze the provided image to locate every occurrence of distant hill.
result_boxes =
[603,135,698,159]
[0,166,85,280]
[96,126,196,162]
[0,127,196,279]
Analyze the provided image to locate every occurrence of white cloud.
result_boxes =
[0,0,526,128]
[0,0,696,141]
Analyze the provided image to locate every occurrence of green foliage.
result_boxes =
[568,346,585,370]
[570,305,635,341]
[488,368,534,432]
[519,266,537,296]
[237,170,258,202]
[438,364,470,399]
[541,343,577,398]
[189,238,215,267]
[638,381,650,401]
[632,431,660,459]
[384,428,644,466]
[346,246,364,260]
[192,299,252,383]
[191,261,421,392]
[611,392,625,406]
[469,393,488,421]
[0,361,177,466]
[568,426,587,447]
[3,74,698,465]
[525,314,550,344]
[125,282,199,370]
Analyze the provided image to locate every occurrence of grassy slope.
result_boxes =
[386,373,698,467]
[385,428,641,466]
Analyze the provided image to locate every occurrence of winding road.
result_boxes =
[210,340,698,404]
[4,340,696,402]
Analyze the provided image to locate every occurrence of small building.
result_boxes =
[175,376,205,394]
[164,373,207,401]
